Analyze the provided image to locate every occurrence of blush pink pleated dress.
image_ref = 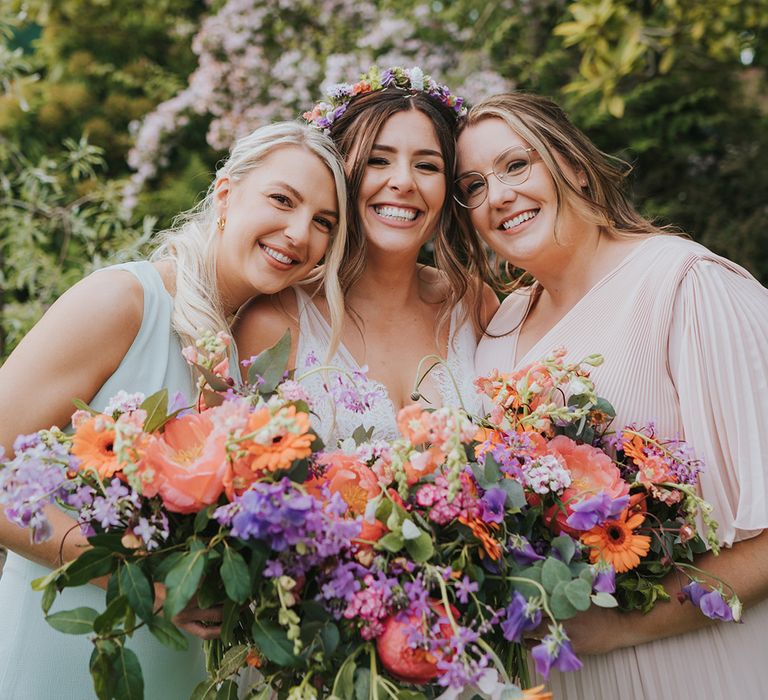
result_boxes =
[475,235,768,700]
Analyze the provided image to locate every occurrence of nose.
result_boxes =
[283,213,312,251]
[387,161,415,192]
[486,174,517,209]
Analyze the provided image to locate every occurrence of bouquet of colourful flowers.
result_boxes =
[0,336,740,700]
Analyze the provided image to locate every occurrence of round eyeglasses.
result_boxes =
[453,146,538,209]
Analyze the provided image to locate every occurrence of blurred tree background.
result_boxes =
[1,0,767,360]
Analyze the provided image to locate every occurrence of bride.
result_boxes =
[236,67,496,444]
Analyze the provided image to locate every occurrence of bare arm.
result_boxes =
[0,269,143,568]
[565,529,768,654]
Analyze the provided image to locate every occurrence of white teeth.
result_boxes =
[374,205,418,222]
[502,209,539,230]
[262,244,295,264]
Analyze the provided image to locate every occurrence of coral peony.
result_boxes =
[310,452,386,543]
[141,413,228,513]
[546,435,628,534]
[377,601,456,685]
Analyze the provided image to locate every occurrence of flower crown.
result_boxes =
[302,65,466,133]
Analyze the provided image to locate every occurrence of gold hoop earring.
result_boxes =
[216,216,226,232]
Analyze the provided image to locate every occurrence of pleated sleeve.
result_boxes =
[669,258,768,546]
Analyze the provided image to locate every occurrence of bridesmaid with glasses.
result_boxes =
[459,92,768,700]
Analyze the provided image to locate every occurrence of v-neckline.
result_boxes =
[511,237,654,368]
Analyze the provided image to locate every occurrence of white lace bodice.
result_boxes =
[293,286,481,447]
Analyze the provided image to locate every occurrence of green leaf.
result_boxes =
[220,598,241,647]
[72,397,99,415]
[251,619,300,667]
[591,591,619,608]
[564,578,592,611]
[31,563,70,591]
[195,363,231,392]
[41,580,58,614]
[221,547,250,604]
[194,505,213,534]
[499,478,526,510]
[484,453,502,483]
[320,622,340,656]
[377,532,405,553]
[164,549,207,619]
[46,606,99,634]
[119,561,154,621]
[214,644,250,680]
[353,667,370,700]
[332,654,357,700]
[247,329,291,392]
[89,645,117,700]
[541,556,572,593]
[352,425,374,445]
[397,692,428,700]
[147,616,189,651]
[216,680,239,700]
[550,581,579,619]
[551,535,577,565]
[140,388,169,433]
[405,531,434,563]
[93,594,129,635]
[190,679,219,700]
[114,645,144,700]
[65,547,116,587]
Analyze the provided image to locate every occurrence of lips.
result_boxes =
[500,208,539,231]
[259,243,299,265]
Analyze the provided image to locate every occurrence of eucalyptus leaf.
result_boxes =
[551,535,577,564]
[401,519,421,540]
[591,591,619,608]
[541,556,572,593]
[564,578,592,611]
[405,531,434,563]
[195,364,231,392]
[320,622,340,655]
[484,453,502,483]
[550,581,579,619]
[377,532,405,553]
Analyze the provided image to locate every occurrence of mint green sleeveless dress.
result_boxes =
[0,261,237,699]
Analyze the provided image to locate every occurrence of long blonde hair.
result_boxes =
[151,121,348,353]
[459,93,667,295]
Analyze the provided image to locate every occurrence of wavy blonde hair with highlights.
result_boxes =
[150,121,348,355]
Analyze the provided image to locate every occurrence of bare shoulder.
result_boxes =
[233,289,300,370]
[0,268,145,446]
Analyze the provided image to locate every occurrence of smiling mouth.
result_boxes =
[260,243,298,265]
[501,208,540,230]
[373,205,420,222]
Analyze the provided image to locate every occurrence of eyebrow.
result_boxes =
[270,181,339,219]
[371,144,444,159]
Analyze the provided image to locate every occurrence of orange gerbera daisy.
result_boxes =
[71,416,119,478]
[458,515,502,561]
[581,509,651,573]
[241,405,314,473]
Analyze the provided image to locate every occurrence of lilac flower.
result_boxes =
[565,493,629,531]
[103,390,146,417]
[454,575,479,604]
[531,633,582,679]
[303,350,319,368]
[681,582,734,621]
[479,487,506,524]
[168,390,192,416]
[500,591,542,643]
[263,559,284,578]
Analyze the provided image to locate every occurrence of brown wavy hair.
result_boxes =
[329,89,485,336]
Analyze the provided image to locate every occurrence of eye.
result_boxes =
[367,156,389,167]
[269,192,293,207]
[504,158,528,174]
[416,161,442,173]
[313,216,335,233]
[460,176,486,196]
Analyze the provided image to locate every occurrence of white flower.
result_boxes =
[409,66,424,90]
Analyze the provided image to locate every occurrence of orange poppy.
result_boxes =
[523,686,554,700]
[458,515,502,561]
[581,509,651,573]
[71,416,119,478]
